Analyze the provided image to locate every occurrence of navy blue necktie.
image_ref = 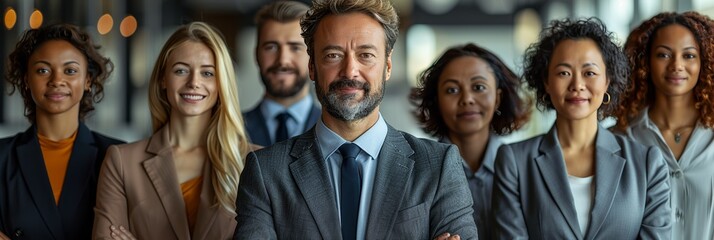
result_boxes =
[275,112,290,143]
[339,143,361,240]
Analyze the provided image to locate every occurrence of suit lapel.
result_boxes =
[247,107,272,146]
[534,127,582,239]
[191,161,220,239]
[365,127,414,240]
[584,127,625,240]
[15,126,64,239]
[57,123,97,217]
[142,126,190,240]
[303,105,321,131]
[289,130,341,239]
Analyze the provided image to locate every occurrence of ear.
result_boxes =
[309,59,316,82]
[385,49,393,81]
[84,76,91,92]
[495,88,502,111]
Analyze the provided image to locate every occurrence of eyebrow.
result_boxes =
[262,41,306,47]
[554,62,600,68]
[440,76,488,85]
[32,60,81,66]
[654,45,698,51]
[172,62,215,68]
[321,44,378,53]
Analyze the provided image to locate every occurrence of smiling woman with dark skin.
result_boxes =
[492,18,671,239]
[614,12,714,240]
[0,24,124,240]
[411,43,531,239]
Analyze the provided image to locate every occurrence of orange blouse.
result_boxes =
[181,176,203,234]
[38,130,77,205]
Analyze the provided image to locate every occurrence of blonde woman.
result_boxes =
[93,21,251,239]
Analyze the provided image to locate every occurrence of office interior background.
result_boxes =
[1,0,713,143]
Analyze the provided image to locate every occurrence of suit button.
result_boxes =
[14,228,23,237]
[674,171,682,178]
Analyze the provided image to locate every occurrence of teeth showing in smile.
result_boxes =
[181,94,205,100]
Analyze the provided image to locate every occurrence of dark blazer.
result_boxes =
[234,125,478,239]
[493,125,671,239]
[0,123,123,240]
[242,102,321,146]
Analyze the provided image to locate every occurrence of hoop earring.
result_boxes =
[603,92,611,105]
[495,109,502,116]
[541,94,549,103]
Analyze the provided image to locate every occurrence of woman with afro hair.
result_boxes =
[614,11,714,240]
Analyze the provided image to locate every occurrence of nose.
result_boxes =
[568,74,585,92]
[458,89,475,106]
[47,72,66,87]
[340,54,359,80]
[277,46,291,66]
[668,55,684,72]
[186,72,200,89]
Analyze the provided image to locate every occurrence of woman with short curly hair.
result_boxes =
[0,24,124,239]
[493,18,671,239]
[410,43,530,239]
[614,11,714,240]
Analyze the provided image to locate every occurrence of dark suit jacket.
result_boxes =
[0,123,123,239]
[234,125,478,239]
[493,125,671,239]
[242,102,320,146]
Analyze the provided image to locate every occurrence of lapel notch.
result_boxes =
[365,127,414,240]
[584,128,625,239]
[289,131,341,239]
[535,127,582,239]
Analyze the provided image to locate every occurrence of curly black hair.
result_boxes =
[614,12,714,130]
[523,17,628,119]
[410,43,532,137]
[5,23,113,123]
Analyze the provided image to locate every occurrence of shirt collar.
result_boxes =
[440,133,502,175]
[315,113,388,160]
[260,95,314,123]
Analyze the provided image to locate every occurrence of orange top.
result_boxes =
[181,176,203,234]
[38,130,78,205]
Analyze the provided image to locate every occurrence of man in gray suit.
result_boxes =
[233,0,478,239]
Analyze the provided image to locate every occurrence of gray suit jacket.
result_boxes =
[493,125,671,240]
[234,125,478,239]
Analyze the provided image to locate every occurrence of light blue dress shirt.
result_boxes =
[259,96,314,143]
[315,114,387,240]
[623,107,714,240]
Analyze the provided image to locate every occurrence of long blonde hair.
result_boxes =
[148,22,249,211]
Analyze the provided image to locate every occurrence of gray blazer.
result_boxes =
[234,125,478,239]
[493,125,671,240]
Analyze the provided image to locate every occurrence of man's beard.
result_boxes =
[260,65,309,98]
[315,71,385,122]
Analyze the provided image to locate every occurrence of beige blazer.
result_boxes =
[93,125,237,240]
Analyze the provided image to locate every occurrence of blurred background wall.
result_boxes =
[1,0,713,143]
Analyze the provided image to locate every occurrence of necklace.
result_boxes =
[674,132,682,144]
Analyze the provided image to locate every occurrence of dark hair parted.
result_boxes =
[523,17,628,119]
[5,23,113,123]
[410,43,532,137]
[255,1,309,33]
[300,0,399,60]
[614,12,714,129]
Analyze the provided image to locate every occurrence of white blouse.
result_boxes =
[568,175,594,235]
[624,107,714,240]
